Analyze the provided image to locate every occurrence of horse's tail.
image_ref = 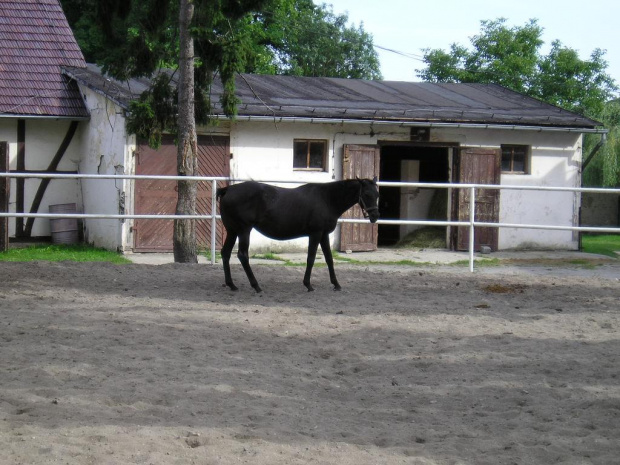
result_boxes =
[216,186,228,201]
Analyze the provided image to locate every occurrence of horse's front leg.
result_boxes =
[303,235,321,291]
[320,232,341,291]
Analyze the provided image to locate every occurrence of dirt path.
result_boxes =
[1,261,619,464]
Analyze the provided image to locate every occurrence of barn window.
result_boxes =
[293,139,327,170]
[501,145,529,174]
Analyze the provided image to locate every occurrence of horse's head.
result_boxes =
[358,177,380,223]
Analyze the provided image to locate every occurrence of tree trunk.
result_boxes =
[174,0,198,263]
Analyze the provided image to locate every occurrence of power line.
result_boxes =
[374,44,426,63]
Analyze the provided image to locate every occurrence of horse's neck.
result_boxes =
[328,180,359,215]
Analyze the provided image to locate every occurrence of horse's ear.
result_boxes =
[372,175,377,183]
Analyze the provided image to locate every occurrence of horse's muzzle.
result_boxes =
[365,208,379,223]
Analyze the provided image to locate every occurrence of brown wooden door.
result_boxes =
[455,147,500,251]
[196,137,230,250]
[339,144,380,252]
[134,135,230,252]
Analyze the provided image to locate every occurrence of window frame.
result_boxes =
[293,139,328,171]
[501,144,530,174]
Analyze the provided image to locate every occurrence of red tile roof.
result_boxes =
[0,0,88,118]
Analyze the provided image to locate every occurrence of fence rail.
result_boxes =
[1,173,619,271]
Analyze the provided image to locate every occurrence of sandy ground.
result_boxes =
[1,260,619,465]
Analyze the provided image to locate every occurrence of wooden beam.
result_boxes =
[15,120,25,237]
[0,142,8,251]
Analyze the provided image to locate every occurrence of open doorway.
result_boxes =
[378,143,452,247]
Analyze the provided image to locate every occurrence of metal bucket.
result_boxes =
[49,203,79,245]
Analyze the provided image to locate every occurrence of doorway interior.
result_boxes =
[378,143,452,247]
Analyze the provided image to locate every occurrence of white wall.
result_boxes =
[228,120,409,251]
[227,121,582,251]
[76,87,135,251]
[56,104,582,252]
[433,127,582,250]
[1,118,82,237]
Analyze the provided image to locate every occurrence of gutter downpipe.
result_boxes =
[582,132,608,170]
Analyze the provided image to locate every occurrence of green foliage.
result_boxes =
[126,73,178,148]
[583,100,620,187]
[62,0,380,80]
[534,43,616,118]
[418,18,618,118]
[253,0,381,79]
[418,19,543,90]
[61,0,381,147]
[418,17,619,187]
[77,0,269,147]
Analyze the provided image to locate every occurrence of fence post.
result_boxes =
[469,186,475,272]
[211,179,217,265]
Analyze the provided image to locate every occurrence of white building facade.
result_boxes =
[69,80,588,253]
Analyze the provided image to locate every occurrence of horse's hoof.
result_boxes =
[224,283,239,291]
[253,286,263,293]
[333,286,342,291]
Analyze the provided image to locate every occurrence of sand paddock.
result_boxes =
[1,261,618,464]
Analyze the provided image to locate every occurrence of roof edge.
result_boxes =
[215,115,609,134]
[0,114,90,121]
[62,67,130,111]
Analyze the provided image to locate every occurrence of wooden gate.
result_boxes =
[339,144,380,252]
[454,147,501,251]
[134,135,229,252]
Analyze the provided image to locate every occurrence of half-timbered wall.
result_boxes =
[0,118,83,238]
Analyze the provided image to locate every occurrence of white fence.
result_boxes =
[1,172,619,271]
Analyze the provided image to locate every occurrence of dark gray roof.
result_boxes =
[63,64,601,129]
[0,0,88,118]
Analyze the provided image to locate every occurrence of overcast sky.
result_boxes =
[316,0,620,93]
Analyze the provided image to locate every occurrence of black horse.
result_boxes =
[217,178,379,292]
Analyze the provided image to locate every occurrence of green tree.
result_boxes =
[419,19,543,93]
[249,0,381,79]
[418,18,618,186]
[583,101,620,187]
[61,0,381,80]
[89,0,268,262]
[534,42,615,118]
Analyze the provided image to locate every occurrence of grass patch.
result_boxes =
[250,252,302,266]
[331,251,358,263]
[453,258,501,267]
[332,252,438,267]
[581,234,620,258]
[0,244,131,264]
[252,252,282,261]
[568,259,597,269]
[201,249,222,262]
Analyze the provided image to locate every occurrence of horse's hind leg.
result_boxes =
[303,235,320,292]
[237,230,262,293]
[320,233,341,291]
[221,231,238,291]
